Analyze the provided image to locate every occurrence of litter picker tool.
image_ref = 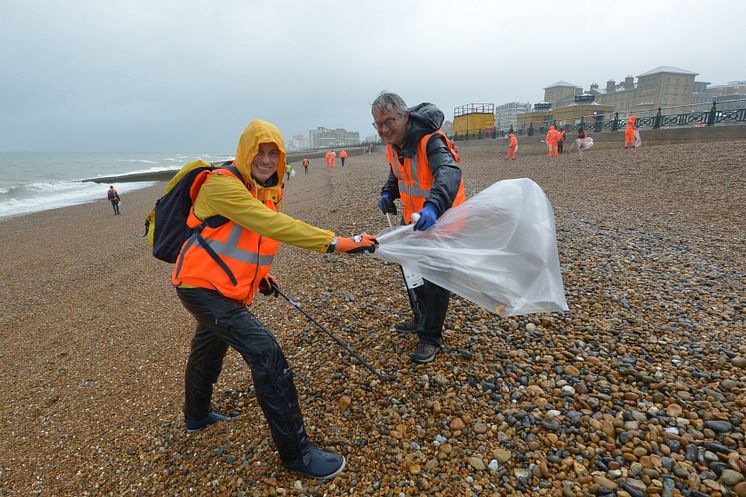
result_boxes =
[386,213,422,322]
[271,283,388,383]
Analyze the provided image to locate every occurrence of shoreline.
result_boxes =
[0,181,163,223]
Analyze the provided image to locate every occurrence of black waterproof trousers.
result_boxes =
[176,287,310,463]
[410,279,450,347]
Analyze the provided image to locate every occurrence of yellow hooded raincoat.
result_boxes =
[172,120,334,303]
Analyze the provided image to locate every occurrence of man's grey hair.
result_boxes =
[372,92,408,116]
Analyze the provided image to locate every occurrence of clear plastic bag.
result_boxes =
[575,137,593,150]
[374,178,568,317]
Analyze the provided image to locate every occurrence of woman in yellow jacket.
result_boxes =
[173,119,375,480]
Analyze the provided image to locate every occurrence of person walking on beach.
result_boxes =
[339,149,348,166]
[372,91,466,364]
[625,115,637,149]
[171,119,376,480]
[330,150,337,168]
[505,131,518,160]
[107,185,121,215]
[325,150,331,168]
[576,127,593,161]
[545,125,558,157]
[557,127,566,154]
[302,157,309,174]
[285,163,293,180]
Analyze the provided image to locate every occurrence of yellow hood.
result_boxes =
[234,119,286,203]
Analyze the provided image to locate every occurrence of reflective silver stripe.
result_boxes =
[393,153,430,198]
[198,225,274,266]
[396,179,429,198]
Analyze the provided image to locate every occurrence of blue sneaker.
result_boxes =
[284,446,346,480]
[186,411,232,432]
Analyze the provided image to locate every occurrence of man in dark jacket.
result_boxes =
[107,185,121,215]
[372,91,466,363]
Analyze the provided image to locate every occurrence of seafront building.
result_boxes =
[308,127,360,149]
[494,102,532,130]
[515,66,744,130]
[289,134,310,151]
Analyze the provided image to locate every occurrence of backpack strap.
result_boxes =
[201,163,245,229]
[195,228,238,286]
[188,162,246,286]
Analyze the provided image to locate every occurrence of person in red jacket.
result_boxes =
[506,132,518,160]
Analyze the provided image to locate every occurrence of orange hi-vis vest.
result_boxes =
[386,130,466,224]
[172,168,280,304]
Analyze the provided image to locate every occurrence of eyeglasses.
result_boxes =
[372,115,400,131]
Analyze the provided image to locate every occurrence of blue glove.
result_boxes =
[378,192,397,215]
[413,203,438,231]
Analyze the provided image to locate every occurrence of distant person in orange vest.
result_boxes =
[107,185,121,215]
[339,149,348,166]
[625,116,637,149]
[505,132,518,160]
[302,157,309,174]
[325,150,331,167]
[557,128,566,154]
[330,150,337,168]
[545,125,558,157]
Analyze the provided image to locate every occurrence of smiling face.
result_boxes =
[372,105,408,147]
[251,142,281,183]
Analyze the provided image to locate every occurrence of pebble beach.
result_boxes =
[0,139,744,496]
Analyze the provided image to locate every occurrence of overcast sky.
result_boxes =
[1,0,744,153]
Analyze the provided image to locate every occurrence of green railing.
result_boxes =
[451,101,746,140]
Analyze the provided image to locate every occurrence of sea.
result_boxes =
[0,152,233,220]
